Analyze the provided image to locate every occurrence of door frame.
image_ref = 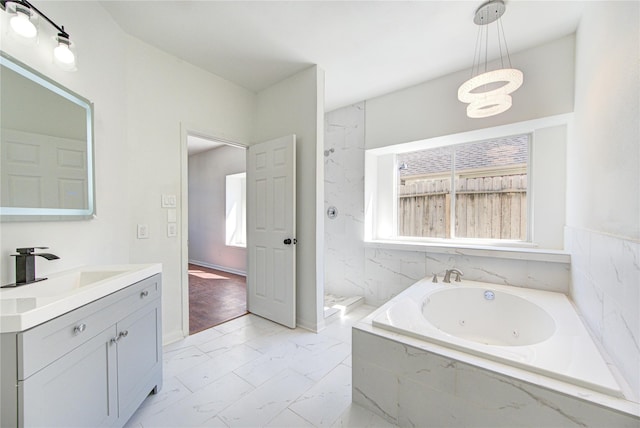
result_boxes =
[179,123,247,337]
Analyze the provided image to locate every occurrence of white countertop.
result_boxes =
[0,264,162,333]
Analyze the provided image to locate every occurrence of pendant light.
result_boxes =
[458,0,523,118]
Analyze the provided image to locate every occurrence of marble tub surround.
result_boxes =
[354,305,640,426]
[364,246,570,307]
[372,278,622,397]
[566,226,640,402]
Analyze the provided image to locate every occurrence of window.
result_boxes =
[225,172,246,247]
[397,135,529,242]
[365,118,568,250]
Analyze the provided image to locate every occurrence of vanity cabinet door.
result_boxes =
[19,326,118,428]
[115,300,161,423]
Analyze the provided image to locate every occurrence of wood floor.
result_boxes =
[188,264,248,334]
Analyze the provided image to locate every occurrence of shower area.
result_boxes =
[323,102,366,319]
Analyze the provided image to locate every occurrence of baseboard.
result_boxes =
[163,329,186,346]
[188,260,246,277]
[296,316,324,333]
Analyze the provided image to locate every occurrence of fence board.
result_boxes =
[399,173,527,240]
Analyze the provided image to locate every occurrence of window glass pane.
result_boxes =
[397,147,452,238]
[454,135,528,240]
[226,172,247,247]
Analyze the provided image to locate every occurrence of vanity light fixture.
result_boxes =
[457,0,522,118]
[1,0,76,70]
[7,1,36,38]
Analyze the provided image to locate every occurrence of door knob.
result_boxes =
[284,238,292,245]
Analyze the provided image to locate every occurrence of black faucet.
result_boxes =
[3,247,60,287]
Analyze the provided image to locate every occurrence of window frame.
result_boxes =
[364,114,571,252]
[392,134,533,244]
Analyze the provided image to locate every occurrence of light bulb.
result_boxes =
[10,7,37,38]
[54,36,76,69]
[54,43,74,64]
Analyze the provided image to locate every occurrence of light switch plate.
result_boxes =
[161,194,177,208]
[167,209,177,223]
[137,224,149,239]
[167,223,177,237]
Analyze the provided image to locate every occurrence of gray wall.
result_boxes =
[188,145,246,275]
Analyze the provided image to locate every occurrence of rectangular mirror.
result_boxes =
[1,51,95,221]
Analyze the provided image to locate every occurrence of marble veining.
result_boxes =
[125,307,394,428]
[566,226,640,401]
[324,103,367,300]
[353,321,640,427]
[324,103,571,309]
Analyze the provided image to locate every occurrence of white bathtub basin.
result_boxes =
[372,278,623,397]
[0,264,162,333]
[423,287,556,346]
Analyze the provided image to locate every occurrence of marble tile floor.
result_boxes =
[125,305,396,428]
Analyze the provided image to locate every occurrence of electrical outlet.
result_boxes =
[137,224,149,239]
[167,223,177,237]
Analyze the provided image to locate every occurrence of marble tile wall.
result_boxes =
[324,103,366,298]
[352,327,639,427]
[324,103,570,307]
[566,226,640,400]
[364,247,570,307]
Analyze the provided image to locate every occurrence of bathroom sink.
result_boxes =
[0,269,128,299]
[0,263,162,333]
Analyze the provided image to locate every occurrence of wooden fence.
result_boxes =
[398,174,527,240]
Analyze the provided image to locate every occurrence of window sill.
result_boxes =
[364,239,570,264]
[226,243,246,249]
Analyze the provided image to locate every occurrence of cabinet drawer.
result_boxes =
[18,274,161,380]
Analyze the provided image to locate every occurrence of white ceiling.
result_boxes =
[187,135,225,156]
[101,1,584,112]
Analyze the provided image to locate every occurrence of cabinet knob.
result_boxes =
[73,323,87,335]
[110,330,129,345]
[140,290,149,298]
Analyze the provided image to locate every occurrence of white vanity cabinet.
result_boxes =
[0,273,162,427]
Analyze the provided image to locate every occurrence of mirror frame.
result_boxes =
[0,51,95,221]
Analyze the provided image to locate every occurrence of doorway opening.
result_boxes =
[186,134,248,334]
[188,264,247,334]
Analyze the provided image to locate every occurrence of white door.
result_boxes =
[1,129,87,209]
[247,135,296,328]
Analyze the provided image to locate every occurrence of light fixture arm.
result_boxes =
[1,0,70,39]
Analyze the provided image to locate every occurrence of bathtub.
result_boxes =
[371,277,623,398]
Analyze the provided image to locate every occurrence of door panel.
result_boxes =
[247,135,296,328]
